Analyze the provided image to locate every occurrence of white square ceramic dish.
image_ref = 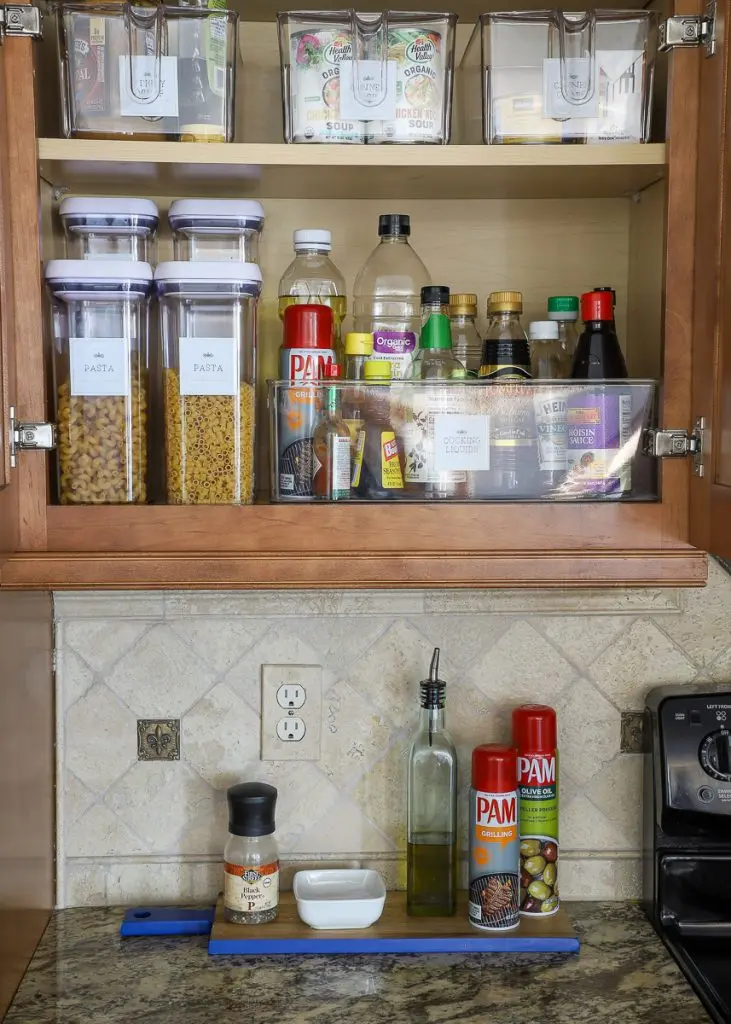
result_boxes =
[293,869,386,930]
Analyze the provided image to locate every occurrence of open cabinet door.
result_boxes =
[0,15,55,1021]
[691,0,731,555]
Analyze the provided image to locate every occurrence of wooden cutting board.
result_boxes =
[208,892,580,955]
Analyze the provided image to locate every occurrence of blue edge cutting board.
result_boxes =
[121,893,580,955]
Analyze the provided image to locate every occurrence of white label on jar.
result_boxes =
[331,434,351,491]
[119,56,179,118]
[70,338,131,397]
[534,392,567,472]
[179,338,237,396]
[224,861,279,913]
[433,414,490,472]
[542,58,598,119]
[339,59,397,120]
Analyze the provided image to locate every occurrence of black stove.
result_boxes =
[644,687,731,1023]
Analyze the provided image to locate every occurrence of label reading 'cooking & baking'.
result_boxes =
[70,338,130,397]
[224,860,279,913]
[179,338,237,396]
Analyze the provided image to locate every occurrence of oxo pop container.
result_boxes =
[168,200,265,264]
[460,10,658,145]
[59,197,159,262]
[155,261,262,505]
[45,259,153,505]
[278,10,458,145]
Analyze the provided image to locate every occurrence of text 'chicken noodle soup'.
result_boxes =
[288,28,365,143]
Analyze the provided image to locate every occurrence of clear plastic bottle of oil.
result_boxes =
[278,230,347,363]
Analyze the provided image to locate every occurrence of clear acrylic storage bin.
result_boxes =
[168,199,265,263]
[59,196,159,261]
[55,2,238,141]
[269,378,657,502]
[460,10,657,145]
[277,10,457,145]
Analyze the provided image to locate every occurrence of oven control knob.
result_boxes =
[700,730,731,781]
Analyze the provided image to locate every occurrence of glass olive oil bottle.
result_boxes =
[407,648,457,917]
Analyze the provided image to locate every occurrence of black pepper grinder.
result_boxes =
[223,782,279,925]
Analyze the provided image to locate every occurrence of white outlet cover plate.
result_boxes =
[261,664,322,761]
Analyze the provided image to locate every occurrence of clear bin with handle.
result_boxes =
[278,10,458,145]
[460,10,658,145]
[55,2,238,140]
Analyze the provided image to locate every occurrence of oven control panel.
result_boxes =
[661,695,731,813]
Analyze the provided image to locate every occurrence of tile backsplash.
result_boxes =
[55,561,731,907]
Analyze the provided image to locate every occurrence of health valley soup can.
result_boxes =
[513,704,559,917]
[468,744,520,931]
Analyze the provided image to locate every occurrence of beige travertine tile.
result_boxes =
[54,592,165,619]
[105,624,217,717]
[168,617,268,675]
[467,620,576,707]
[561,795,631,852]
[183,683,261,790]
[290,794,393,854]
[65,684,137,795]
[58,647,95,711]
[264,763,341,853]
[106,861,187,904]
[291,616,390,672]
[64,619,152,673]
[165,590,336,618]
[319,678,392,789]
[424,588,682,615]
[703,651,731,684]
[62,861,109,907]
[66,803,149,858]
[587,754,642,851]
[557,678,620,784]
[537,616,630,671]
[590,618,697,710]
[352,741,409,849]
[63,770,96,834]
[224,622,325,714]
[360,856,406,891]
[613,857,642,899]
[106,761,224,855]
[335,592,425,615]
[410,614,509,671]
[558,856,616,899]
[348,620,454,729]
[659,559,731,666]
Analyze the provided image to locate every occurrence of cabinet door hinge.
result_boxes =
[660,0,716,56]
[9,406,56,468]
[643,417,705,476]
[0,4,42,41]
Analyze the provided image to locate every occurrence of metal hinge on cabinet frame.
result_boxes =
[643,418,705,477]
[9,406,56,469]
[660,0,716,57]
[0,4,42,40]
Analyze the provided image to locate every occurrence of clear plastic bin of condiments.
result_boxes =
[59,197,159,262]
[168,200,265,263]
[277,10,458,145]
[45,259,153,505]
[155,262,262,505]
[55,2,238,140]
[460,10,658,145]
[269,378,658,502]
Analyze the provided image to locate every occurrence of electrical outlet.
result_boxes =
[261,664,321,761]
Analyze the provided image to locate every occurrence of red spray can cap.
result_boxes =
[325,363,342,379]
[282,304,334,349]
[472,744,518,793]
[512,704,557,753]
[581,290,614,323]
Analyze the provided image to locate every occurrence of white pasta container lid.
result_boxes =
[59,197,159,230]
[44,260,154,299]
[155,261,263,295]
[168,199,265,232]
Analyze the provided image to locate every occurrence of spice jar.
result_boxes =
[155,261,262,504]
[224,782,279,925]
[45,259,153,505]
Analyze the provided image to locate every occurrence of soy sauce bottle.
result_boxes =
[571,289,627,379]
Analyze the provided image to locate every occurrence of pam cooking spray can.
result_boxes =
[469,744,520,931]
[277,304,336,500]
[512,704,559,917]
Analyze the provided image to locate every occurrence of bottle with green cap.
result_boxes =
[353,359,405,500]
[411,306,466,381]
[547,296,580,359]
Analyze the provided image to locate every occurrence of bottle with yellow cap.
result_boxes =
[477,291,538,499]
[353,359,405,500]
[449,293,482,378]
[344,332,374,381]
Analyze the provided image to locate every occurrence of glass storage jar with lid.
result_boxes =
[44,259,153,505]
[155,261,262,505]
[59,197,159,262]
[168,200,265,263]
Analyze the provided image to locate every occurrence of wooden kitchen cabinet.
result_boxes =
[0,0,726,591]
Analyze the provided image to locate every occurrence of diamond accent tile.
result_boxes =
[590,618,696,710]
[183,682,261,790]
[168,617,266,675]
[537,616,630,671]
[64,619,152,673]
[106,761,223,854]
[557,677,620,785]
[224,623,324,714]
[137,719,180,761]
[320,678,392,788]
[66,802,149,857]
[65,684,137,795]
[105,624,217,717]
[57,647,95,711]
[467,620,576,707]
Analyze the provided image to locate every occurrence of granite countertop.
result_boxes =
[5,902,709,1024]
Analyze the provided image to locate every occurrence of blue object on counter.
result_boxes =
[208,934,580,954]
[120,907,215,937]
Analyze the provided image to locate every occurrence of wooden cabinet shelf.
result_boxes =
[38,139,667,201]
